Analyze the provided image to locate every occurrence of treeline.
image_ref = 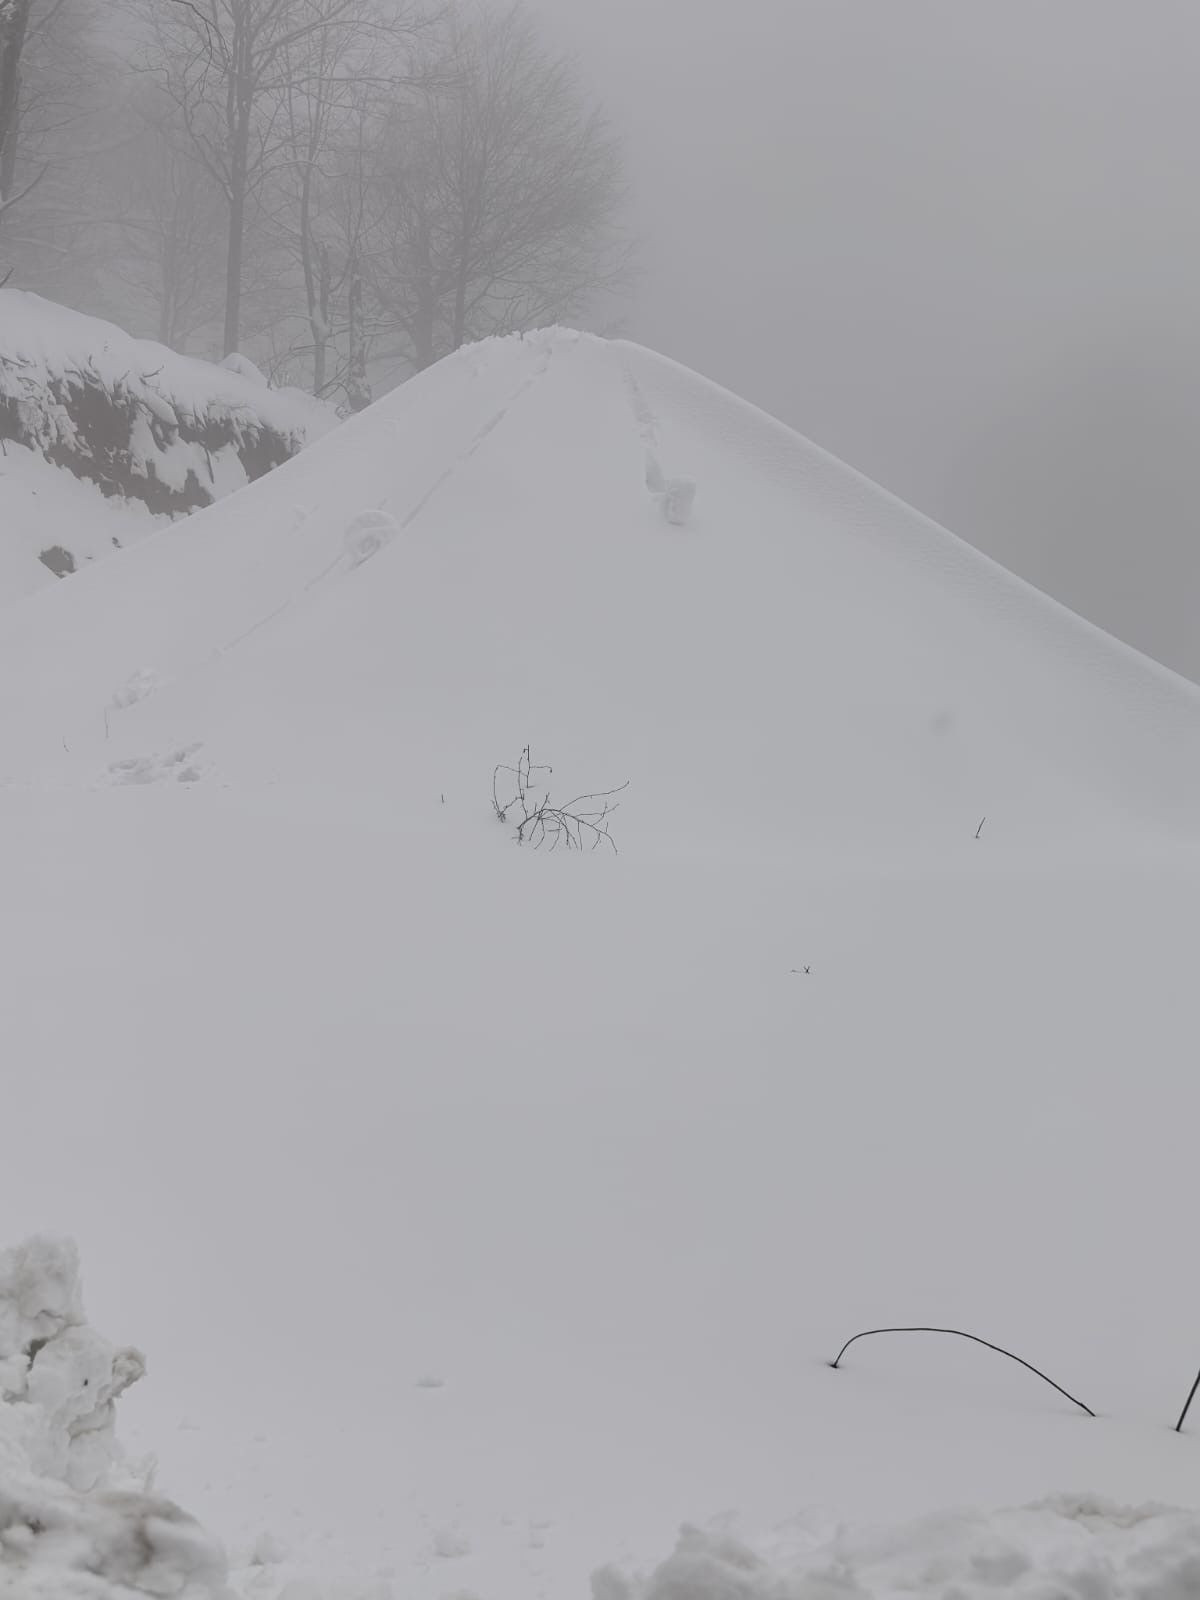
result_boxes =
[0,0,630,406]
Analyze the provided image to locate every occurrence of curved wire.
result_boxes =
[830,1325,1096,1419]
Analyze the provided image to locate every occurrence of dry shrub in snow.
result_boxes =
[492,745,628,852]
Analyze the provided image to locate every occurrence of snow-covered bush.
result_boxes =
[0,1236,229,1599]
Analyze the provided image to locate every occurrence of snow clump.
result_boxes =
[0,1235,229,1598]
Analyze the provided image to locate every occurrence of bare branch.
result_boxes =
[492,746,627,854]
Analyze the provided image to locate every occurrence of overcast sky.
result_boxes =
[529,0,1200,680]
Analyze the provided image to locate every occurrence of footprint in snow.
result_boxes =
[109,666,163,712]
[645,452,697,526]
[107,743,206,786]
[344,508,400,568]
[431,1529,471,1560]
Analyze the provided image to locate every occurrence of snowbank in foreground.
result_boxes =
[600,1500,1200,1600]
[0,1237,227,1599]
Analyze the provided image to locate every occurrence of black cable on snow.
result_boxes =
[829,1325,1096,1419]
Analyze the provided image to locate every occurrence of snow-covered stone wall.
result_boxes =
[0,1236,228,1599]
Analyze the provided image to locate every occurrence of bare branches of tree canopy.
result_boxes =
[0,0,123,299]
[267,0,420,399]
[104,82,227,346]
[370,2,632,371]
[0,0,632,396]
[136,0,424,357]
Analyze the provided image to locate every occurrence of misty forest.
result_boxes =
[3,5,1200,1600]
[0,0,628,396]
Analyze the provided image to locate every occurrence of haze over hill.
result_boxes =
[532,0,1200,682]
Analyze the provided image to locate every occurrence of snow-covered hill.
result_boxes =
[0,292,334,605]
[2,328,1200,1600]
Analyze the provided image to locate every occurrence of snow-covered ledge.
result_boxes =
[0,1236,228,1598]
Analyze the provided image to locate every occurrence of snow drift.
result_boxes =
[0,1237,227,1599]
[603,1502,1200,1600]
[0,291,334,604]
[3,328,1200,1599]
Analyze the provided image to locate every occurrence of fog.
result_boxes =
[4,0,1196,676]
[532,0,1200,680]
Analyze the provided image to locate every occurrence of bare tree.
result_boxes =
[102,84,227,346]
[269,6,405,395]
[140,0,401,357]
[0,0,123,298]
[369,1,631,372]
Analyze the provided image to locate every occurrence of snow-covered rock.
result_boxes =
[0,291,337,608]
[0,1237,228,1599]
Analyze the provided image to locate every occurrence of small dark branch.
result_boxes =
[975,816,986,840]
[1174,1366,1200,1433]
[830,1326,1095,1419]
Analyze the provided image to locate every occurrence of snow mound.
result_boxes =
[5,327,1200,1598]
[608,1499,1200,1600]
[0,1237,227,1599]
[3,325,1198,840]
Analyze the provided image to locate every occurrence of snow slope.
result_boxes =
[0,291,334,606]
[2,328,1200,1598]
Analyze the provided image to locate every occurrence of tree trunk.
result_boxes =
[0,0,32,208]
[298,146,327,393]
[346,253,370,411]
[312,243,330,395]
[223,172,245,355]
[223,91,252,356]
[158,250,176,345]
[451,258,468,351]
[412,285,436,370]
[411,216,437,370]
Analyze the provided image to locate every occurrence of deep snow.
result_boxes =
[3,327,1200,1598]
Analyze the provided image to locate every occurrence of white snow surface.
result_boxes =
[0,291,335,605]
[3,326,1200,1597]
